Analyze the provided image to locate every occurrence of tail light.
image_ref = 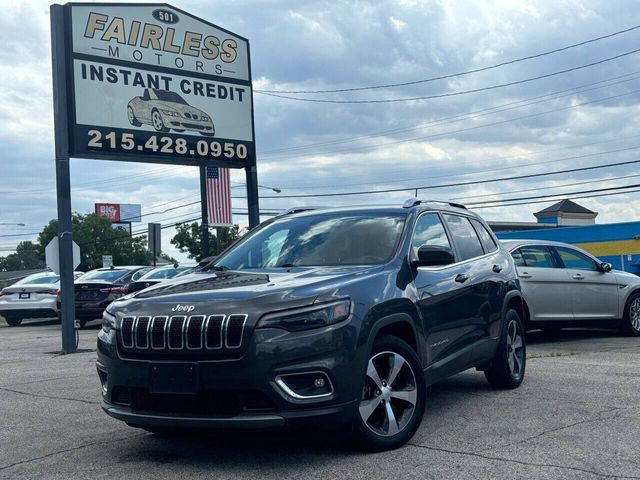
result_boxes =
[100,287,129,295]
[35,289,60,295]
[0,290,11,296]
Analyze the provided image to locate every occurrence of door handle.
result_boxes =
[572,274,584,280]
[455,273,469,283]
[492,264,503,273]
[519,272,532,279]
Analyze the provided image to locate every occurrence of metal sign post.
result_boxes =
[199,166,210,259]
[51,4,76,353]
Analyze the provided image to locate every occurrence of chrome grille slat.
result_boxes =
[118,313,246,353]
[205,315,225,349]
[225,314,248,348]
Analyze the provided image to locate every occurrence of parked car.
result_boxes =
[67,266,153,327]
[502,239,640,336]
[98,200,526,450]
[0,271,83,326]
[125,264,196,294]
[127,88,215,136]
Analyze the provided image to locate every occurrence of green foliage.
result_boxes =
[0,213,154,272]
[0,241,44,271]
[171,222,241,260]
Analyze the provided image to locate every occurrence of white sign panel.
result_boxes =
[102,255,113,268]
[65,4,254,167]
[45,237,81,274]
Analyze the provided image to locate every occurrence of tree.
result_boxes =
[171,223,241,260]
[37,213,152,271]
[0,241,44,271]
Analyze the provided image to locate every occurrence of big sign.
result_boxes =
[62,3,254,167]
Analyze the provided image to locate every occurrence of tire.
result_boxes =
[353,335,426,451]
[3,313,23,326]
[484,309,526,389]
[127,106,141,127]
[151,109,168,132]
[621,292,640,336]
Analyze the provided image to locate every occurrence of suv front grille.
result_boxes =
[118,315,249,356]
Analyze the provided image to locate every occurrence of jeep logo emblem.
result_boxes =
[171,304,195,313]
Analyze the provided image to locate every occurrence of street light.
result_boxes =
[231,184,281,193]
[0,222,26,226]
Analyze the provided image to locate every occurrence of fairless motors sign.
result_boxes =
[61,3,255,167]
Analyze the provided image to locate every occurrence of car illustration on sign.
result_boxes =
[127,88,215,136]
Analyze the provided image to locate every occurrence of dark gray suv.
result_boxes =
[97,200,526,450]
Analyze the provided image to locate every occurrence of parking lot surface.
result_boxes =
[1,318,639,480]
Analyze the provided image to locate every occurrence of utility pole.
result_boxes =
[199,166,210,259]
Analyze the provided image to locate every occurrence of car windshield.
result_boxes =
[152,89,188,105]
[140,267,185,280]
[213,212,406,269]
[16,274,59,285]
[79,269,130,282]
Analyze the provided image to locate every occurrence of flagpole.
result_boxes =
[199,165,210,259]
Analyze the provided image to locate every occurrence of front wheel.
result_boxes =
[151,110,168,132]
[484,309,526,389]
[353,335,426,451]
[621,293,640,336]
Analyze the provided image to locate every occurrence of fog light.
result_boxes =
[97,368,108,395]
[275,371,333,399]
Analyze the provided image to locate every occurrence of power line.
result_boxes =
[256,48,640,104]
[256,24,640,94]
[471,187,640,209]
[260,72,640,156]
[261,88,640,160]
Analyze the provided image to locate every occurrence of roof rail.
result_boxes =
[276,206,321,217]
[402,198,467,210]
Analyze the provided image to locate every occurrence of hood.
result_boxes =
[110,265,382,314]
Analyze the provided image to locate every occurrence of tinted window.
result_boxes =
[556,247,598,271]
[443,214,484,261]
[215,213,406,268]
[519,246,555,268]
[79,269,131,282]
[511,249,526,267]
[411,213,451,256]
[471,219,498,253]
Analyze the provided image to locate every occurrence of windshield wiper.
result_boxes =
[206,264,230,272]
[277,263,296,268]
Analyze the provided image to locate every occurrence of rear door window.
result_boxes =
[470,219,498,253]
[519,246,556,268]
[443,214,485,261]
[511,249,526,267]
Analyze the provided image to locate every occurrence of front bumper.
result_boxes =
[96,318,364,429]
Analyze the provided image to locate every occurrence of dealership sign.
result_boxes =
[95,203,141,222]
[57,3,255,167]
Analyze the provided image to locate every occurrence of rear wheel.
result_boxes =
[353,335,426,451]
[3,313,23,326]
[621,292,640,336]
[484,309,526,389]
[127,106,141,127]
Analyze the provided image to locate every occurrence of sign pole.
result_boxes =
[51,4,77,354]
[246,165,260,229]
[199,166,210,259]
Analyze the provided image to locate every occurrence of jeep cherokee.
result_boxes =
[97,200,526,450]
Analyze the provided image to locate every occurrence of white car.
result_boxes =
[0,271,83,327]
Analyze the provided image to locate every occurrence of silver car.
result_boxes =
[502,240,640,336]
[127,88,215,136]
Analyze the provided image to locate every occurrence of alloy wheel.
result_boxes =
[506,319,524,379]
[152,111,164,130]
[629,297,640,332]
[359,351,418,437]
[127,107,135,124]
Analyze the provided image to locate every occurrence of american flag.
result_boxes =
[206,166,232,226]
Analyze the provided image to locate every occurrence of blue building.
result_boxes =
[492,199,640,274]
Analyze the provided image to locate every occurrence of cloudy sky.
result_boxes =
[2,0,640,263]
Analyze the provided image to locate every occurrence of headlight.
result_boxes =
[102,310,117,333]
[201,114,210,121]
[257,299,351,332]
[160,109,179,117]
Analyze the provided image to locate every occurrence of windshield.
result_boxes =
[16,274,59,285]
[214,212,406,269]
[153,89,188,105]
[140,267,187,280]
[78,269,130,282]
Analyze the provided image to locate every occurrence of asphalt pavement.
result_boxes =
[1,317,639,480]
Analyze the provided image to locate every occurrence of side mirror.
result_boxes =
[599,262,612,273]
[413,245,455,267]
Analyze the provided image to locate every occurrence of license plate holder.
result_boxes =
[19,293,30,299]
[150,363,198,394]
